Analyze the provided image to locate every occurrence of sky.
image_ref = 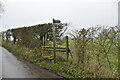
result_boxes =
[0,0,120,32]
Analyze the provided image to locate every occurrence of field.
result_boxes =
[2,39,119,78]
[1,25,120,78]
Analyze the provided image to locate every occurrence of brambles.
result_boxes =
[69,26,119,78]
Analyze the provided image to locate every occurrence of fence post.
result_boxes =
[53,24,56,63]
[43,35,46,46]
[66,36,69,60]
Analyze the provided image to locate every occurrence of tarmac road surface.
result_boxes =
[0,46,62,78]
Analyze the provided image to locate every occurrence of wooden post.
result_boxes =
[13,36,16,44]
[53,24,56,63]
[66,36,69,60]
[2,32,5,42]
[43,35,46,46]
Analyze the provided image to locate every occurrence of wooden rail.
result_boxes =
[42,36,73,61]
[42,46,66,52]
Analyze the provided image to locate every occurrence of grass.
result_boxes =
[2,41,95,78]
[44,39,118,78]
[2,39,119,78]
[69,39,118,78]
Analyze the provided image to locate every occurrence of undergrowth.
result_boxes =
[2,41,95,78]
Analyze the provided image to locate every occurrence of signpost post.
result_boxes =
[53,24,56,63]
[52,18,61,63]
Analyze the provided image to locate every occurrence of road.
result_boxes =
[0,46,62,78]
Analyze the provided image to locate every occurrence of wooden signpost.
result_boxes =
[52,18,61,63]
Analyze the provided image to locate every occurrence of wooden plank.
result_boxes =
[46,49,66,52]
[42,46,66,49]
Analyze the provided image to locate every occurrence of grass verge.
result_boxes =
[2,41,95,78]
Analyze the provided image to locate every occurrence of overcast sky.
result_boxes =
[0,0,119,32]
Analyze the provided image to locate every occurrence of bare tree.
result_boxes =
[0,1,4,17]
